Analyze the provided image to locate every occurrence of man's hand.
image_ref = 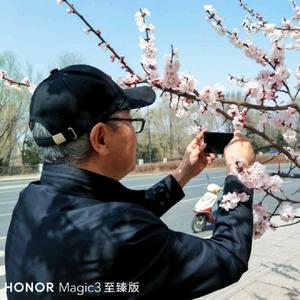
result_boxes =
[171,128,216,188]
[224,130,255,176]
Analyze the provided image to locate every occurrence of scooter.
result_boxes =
[191,183,222,233]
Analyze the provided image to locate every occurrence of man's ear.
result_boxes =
[89,123,109,156]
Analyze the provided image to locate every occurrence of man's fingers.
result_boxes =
[192,128,208,146]
[205,153,215,164]
[199,142,207,152]
[209,153,216,160]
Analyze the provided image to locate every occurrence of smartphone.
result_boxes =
[204,132,234,154]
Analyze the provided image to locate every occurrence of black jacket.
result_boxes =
[5,164,253,299]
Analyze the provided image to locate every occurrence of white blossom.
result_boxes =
[283,128,297,143]
[279,203,295,222]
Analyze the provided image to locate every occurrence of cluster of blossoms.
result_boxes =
[135,7,226,108]
[162,50,181,89]
[49,1,300,237]
[268,43,285,67]
[239,0,300,49]
[270,107,298,128]
[242,15,264,35]
[255,107,298,144]
[283,146,300,163]
[296,64,300,88]
[135,9,159,84]
[278,203,295,222]
[219,191,250,211]
[253,203,276,239]
[118,74,140,88]
[204,5,268,66]
[219,191,295,239]
[178,73,198,95]
[56,0,74,13]
[0,70,35,93]
[253,202,295,239]
[198,84,225,105]
[231,159,283,193]
[232,66,290,104]
[226,104,247,129]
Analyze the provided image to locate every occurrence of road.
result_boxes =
[0,164,298,299]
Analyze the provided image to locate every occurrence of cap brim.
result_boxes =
[121,86,156,109]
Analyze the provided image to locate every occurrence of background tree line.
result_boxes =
[0,51,299,173]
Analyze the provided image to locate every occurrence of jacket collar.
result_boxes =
[40,163,143,202]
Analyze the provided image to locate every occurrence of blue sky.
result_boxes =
[1,0,299,92]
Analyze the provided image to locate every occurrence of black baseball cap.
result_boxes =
[29,64,156,147]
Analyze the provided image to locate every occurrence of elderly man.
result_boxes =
[5,65,254,300]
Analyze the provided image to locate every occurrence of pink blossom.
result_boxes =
[296,64,300,78]
[176,106,188,118]
[279,203,295,222]
[99,42,109,51]
[145,24,155,32]
[252,203,274,239]
[179,74,198,94]
[232,161,283,193]
[66,7,74,14]
[135,9,159,82]
[226,105,247,129]
[214,83,225,97]
[219,192,241,211]
[56,0,63,5]
[229,34,244,49]
[257,112,270,131]
[135,12,144,31]
[283,128,297,143]
[162,53,181,89]
[234,162,268,190]
[264,175,283,193]
[141,8,150,16]
[199,86,216,105]
[212,23,227,36]
[275,66,290,81]
[283,146,300,163]
[188,125,202,135]
[270,108,298,129]
[239,192,250,203]
[0,70,5,79]
[135,9,150,32]
[268,43,285,66]
[118,74,140,88]
[219,191,250,211]
[243,43,266,66]
[203,5,215,14]
[242,15,263,34]
[243,80,259,97]
[22,78,30,86]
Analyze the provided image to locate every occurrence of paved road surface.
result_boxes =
[0,164,297,299]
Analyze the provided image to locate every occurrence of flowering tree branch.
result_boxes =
[0,70,31,90]
[3,0,290,237]
[60,0,142,79]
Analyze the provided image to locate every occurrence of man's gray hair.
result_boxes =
[31,122,93,165]
[31,113,121,165]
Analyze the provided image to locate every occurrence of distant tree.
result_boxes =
[51,52,87,69]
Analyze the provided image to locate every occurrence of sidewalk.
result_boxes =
[198,214,300,300]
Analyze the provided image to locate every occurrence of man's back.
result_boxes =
[6,163,253,299]
[5,164,182,299]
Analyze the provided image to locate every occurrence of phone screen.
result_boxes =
[204,132,234,154]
